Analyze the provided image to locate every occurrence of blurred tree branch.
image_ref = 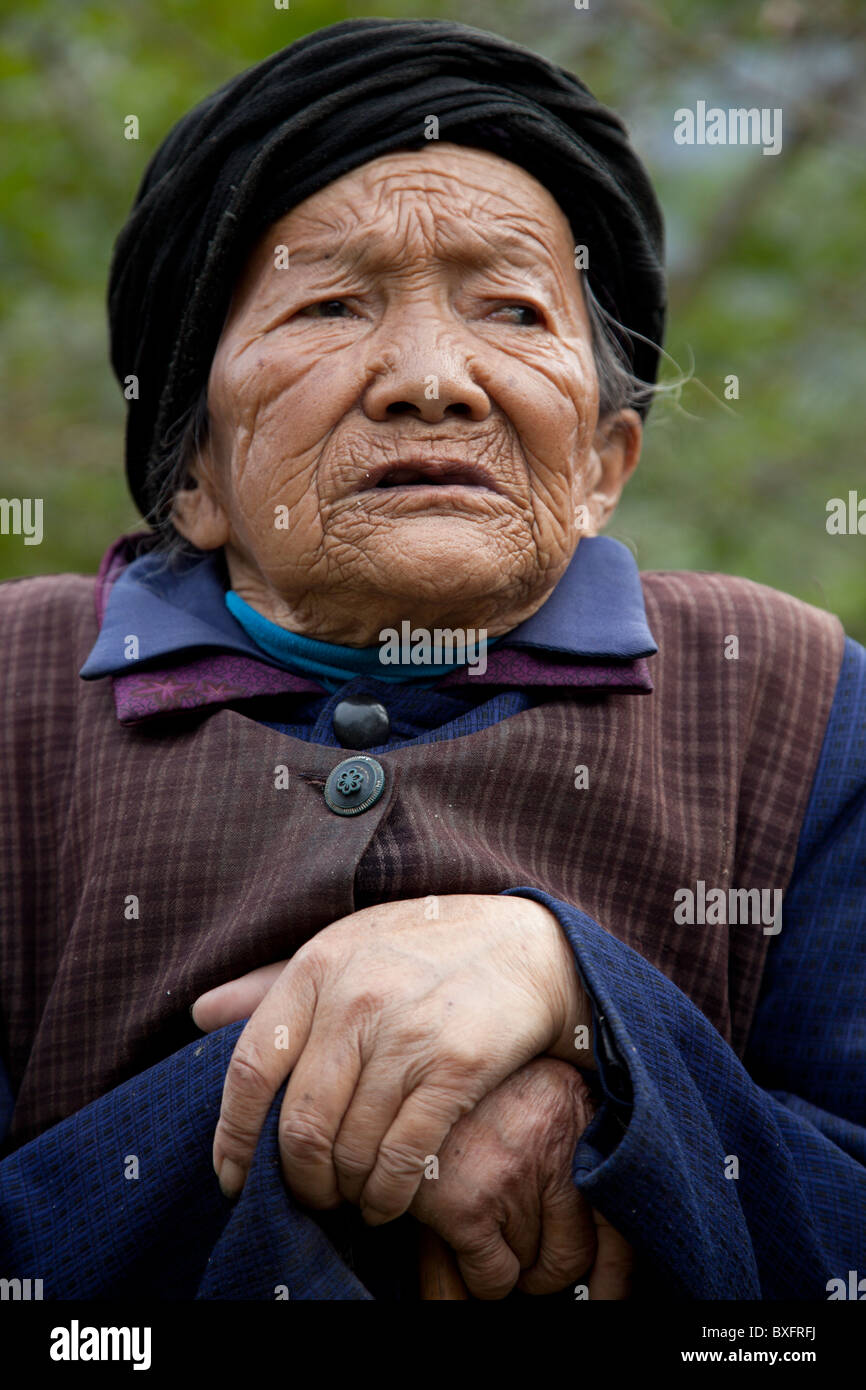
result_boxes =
[612,0,866,138]
[667,66,863,311]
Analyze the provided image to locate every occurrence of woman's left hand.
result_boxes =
[192,893,592,1225]
[410,1058,632,1300]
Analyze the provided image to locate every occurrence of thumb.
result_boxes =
[191,960,289,1032]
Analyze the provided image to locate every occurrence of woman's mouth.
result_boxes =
[360,461,501,493]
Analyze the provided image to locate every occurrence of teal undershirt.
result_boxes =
[225,589,504,692]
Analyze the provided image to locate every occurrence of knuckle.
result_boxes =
[216,1111,260,1160]
[520,1056,589,1101]
[228,1040,279,1103]
[278,1107,333,1164]
[288,938,330,994]
[523,1223,595,1295]
[375,1137,427,1183]
[458,1239,518,1300]
[293,934,328,971]
[533,1060,588,1107]
[523,1249,585,1296]
[332,1139,372,1179]
[340,988,386,1030]
[441,1040,485,1081]
[423,1075,483,1126]
[546,1242,588,1285]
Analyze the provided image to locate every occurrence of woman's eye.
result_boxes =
[304,299,356,318]
[490,303,543,326]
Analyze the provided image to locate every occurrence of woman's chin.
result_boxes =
[356,534,534,609]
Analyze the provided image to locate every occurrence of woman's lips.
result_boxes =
[377,468,489,488]
[361,482,498,507]
[357,460,501,493]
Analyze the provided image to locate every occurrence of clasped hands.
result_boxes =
[191,893,632,1299]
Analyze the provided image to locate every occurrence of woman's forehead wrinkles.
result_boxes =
[284,159,564,249]
[276,220,571,292]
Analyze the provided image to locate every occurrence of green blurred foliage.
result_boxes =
[1,0,864,636]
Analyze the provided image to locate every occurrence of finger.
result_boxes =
[331,1059,415,1206]
[409,1133,539,1287]
[359,1083,470,1225]
[587,1208,634,1300]
[497,1186,543,1274]
[516,1183,596,1297]
[192,961,288,1032]
[452,1224,521,1301]
[211,963,316,1199]
[276,1026,365,1209]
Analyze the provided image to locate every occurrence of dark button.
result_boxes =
[333,695,390,749]
[324,755,386,816]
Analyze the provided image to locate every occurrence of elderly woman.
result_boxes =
[1,18,864,1305]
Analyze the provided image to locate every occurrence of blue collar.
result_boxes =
[79,535,657,680]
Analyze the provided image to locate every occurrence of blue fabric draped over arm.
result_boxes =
[0,1022,386,1299]
[503,636,866,1298]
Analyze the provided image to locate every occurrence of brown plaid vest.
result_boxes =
[0,568,844,1148]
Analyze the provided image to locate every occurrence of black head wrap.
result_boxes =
[108,17,666,519]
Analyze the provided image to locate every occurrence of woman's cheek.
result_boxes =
[236,438,322,534]
[504,386,588,485]
[493,337,594,438]
[248,340,360,437]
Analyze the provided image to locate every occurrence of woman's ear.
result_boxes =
[170,447,231,550]
[579,408,642,535]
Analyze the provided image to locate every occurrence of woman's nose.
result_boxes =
[362,325,491,423]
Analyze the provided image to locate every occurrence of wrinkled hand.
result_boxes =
[191,893,592,1226]
[411,1057,633,1300]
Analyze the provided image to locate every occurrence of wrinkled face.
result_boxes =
[173,143,641,642]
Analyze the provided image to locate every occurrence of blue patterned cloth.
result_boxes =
[1,642,864,1299]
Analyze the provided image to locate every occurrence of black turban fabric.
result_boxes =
[108,17,666,519]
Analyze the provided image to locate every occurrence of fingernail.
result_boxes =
[216,1158,245,1200]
